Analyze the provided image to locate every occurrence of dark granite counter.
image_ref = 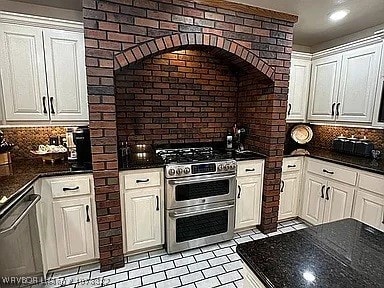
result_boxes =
[285,149,384,175]
[237,218,384,288]
[0,159,91,218]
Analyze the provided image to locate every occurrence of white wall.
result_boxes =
[0,0,82,22]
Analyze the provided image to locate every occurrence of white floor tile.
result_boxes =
[181,248,202,257]
[151,261,175,273]
[127,252,149,262]
[155,277,181,288]
[128,266,152,279]
[218,271,242,284]
[115,261,139,273]
[180,271,204,285]
[160,253,182,262]
[188,260,210,272]
[166,266,189,279]
[279,226,296,233]
[194,251,215,262]
[103,272,128,285]
[202,266,225,278]
[139,256,161,267]
[293,223,308,230]
[174,256,196,267]
[223,260,243,272]
[115,278,140,288]
[208,255,230,267]
[195,277,220,288]
[141,272,166,285]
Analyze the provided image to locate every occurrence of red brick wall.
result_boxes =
[83,0,294,271]
[116,49,238,144]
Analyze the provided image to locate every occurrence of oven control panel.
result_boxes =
[166,160,237,178]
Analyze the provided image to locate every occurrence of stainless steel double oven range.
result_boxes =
[157,147,237,253]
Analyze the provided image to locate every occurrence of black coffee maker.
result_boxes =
[72,126,92,170]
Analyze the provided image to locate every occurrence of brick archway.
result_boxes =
[114,33,275,81]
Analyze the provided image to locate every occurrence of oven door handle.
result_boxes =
[169,203,235,218]
[0,194,41,235]
[168,174,235,185]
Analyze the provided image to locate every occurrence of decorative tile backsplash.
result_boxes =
[1,127,66,159]
[286,123,384,153]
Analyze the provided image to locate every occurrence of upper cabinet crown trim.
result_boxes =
[312,33,383,60]
[0,12,83,32]
[291,52,312,61]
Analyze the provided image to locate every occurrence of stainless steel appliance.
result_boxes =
[0,187,43,285]
[157,147,237,253]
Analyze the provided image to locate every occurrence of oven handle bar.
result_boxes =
[0,194,41,235]
[168,173,235,185]
[169,203,235,218]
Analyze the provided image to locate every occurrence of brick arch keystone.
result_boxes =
[114,33,275,81]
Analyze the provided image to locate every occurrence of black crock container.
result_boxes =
[354,140,374,157]
[332,137,347,153]
[342,137,359,155]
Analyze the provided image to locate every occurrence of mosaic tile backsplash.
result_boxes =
[286,124,384,153]
[1,127,66,159]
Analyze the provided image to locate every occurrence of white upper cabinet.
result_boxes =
[0,24,48,121]
[337,44,382,123]
[43,30,88,122]
[307,54,342,121]
[0,13,88,125]
[287,54,311,122]
[308,41,382,124]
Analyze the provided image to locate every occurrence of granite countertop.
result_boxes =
[237,219,384,288]
[119,149,267,171]
[0,159,92,217]
[285,149,384,175]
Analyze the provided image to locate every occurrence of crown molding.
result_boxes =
[0,11,83,32]
[291,51,312,61]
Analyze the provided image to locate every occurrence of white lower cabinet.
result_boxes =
[120,168,164,254]
[301,173,355,226]
[52,197,95,266]
[279,172,300,220]
[235,160,264,230]
[124,188,162,252]
[37,174,97,273]
[353,172,384,231]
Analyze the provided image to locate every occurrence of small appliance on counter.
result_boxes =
[71,126,92,170]
[332,135,375,158]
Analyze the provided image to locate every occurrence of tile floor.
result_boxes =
[29,219,308,288]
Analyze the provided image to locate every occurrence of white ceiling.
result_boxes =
[7,0,384,47]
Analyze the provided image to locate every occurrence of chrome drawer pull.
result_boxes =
[169,204,234,218]
[63,186,79,191]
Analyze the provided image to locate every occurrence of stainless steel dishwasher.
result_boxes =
[0,186,43,286]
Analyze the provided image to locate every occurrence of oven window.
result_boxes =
[176,210,228,242]
[175,180,229,201]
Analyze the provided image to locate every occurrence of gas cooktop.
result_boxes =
[156,147,231,164]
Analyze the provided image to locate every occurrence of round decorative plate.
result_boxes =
[291,125,313,144]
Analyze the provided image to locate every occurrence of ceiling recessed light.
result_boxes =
[329,10,350,22]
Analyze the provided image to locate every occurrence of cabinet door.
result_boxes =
[353,190,384,231]
[53,197,95,266]
[43,29,88,122]
[323,181,354,224]
[124,188,162,252]
[278,172,300,221]
[0,24,48,121]
[337,44,382,123]
[235,176,262,230]
[307,54,342,121]
[287,58,311,122]
[300,174,326,225]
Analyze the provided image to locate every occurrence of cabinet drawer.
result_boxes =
[51,176,91,199]
[282,157,302,172]
[359,173,384,196]
[237,160,263,177]
[124,171,161,190]
[307,159,357,185]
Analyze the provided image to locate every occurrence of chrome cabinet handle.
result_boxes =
[237,185,241,199]
[321,185,325,198]
[63,186,79,191]
[42,97,48,114]
[170,173,235,185]
[0,194,41,235]
[322,169,334,175]
[336,103,341,116]
[331,103,336,116]
[136,179,149,183]
[287,165,296,168]
[49,97,55,114]
[281,180,285,193]
[86,205,90,222]
[326,187,330,201]
[156,196,159,211]
[288,103,292,115]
